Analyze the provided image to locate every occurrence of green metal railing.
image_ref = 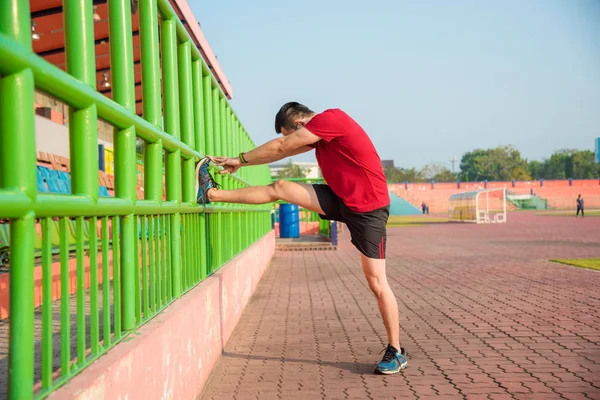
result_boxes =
[0,1,271,399]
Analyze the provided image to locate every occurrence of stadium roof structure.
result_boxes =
[29,0,232,116]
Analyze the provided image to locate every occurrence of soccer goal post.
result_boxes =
[448,188,507,224]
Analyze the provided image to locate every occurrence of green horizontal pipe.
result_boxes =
[29,195,132,217]
[0,194,270,218]
[0,35,199,159]
[0,190,32,218]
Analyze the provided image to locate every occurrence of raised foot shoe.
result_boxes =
[195,157,219,204]
[374,344,408,375]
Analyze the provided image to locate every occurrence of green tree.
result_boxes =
[275,160,311,179]
[531,149,600,179]
[458,146,530,181]
[384,166,423,183]
[571,150,599,179]
[527,160,544,179]
[542,150,570,179]
[458,149,487,181]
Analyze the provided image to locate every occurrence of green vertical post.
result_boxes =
[221,102,229,261]
[183,215,189,287]
[205,214,212,273]
[199,215,206,280]
[102,218,110,346]
[165,215,172,299]
[210,213,217,271]
[192,60,205,154]
[232,213,238,256]
[201,73,213,271]
[156,215,162,305]
[229,108,234,168]
[108,0,137,331]
[227,109,234,260]
[59,218,71,376]
[64,0,99,199]
[89,216,99,353]
[149,216,156,311]
[161,216,167,304]
[0,1,36,397]
[202,72,214,155]
[140,0,164,202]
[194,216,200,282]
[192,60,207,278]
[178,42,194,148]
[189,215,195,283]
[112,216,121,336]
[41,219,52,390]
[59,219,70,376]
[212,88,221,168]
[75,218,86,364]
[243,212,248,248]
[141,216,149,317]
[179,41,195,203]
[219,100,227,190]
[161,18,182,296]
[212,88,222,266]
[134,218,141,322]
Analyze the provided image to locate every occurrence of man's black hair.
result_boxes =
[274,102,314,134]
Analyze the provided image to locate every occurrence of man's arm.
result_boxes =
[285,145,314,158]
[209,128,320,174]
[243,128,320,165]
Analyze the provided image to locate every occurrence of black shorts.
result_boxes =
[313,184,389,259]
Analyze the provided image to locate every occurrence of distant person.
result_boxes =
[426,205,430,215]
[576,194,584,218]
[421,201,427,215]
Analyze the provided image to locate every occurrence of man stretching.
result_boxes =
[195,102,408,374]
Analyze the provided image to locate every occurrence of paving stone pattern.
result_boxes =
[200,212,600,400]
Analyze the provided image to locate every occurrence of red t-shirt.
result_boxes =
[304,109,390,213]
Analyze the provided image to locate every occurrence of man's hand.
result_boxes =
[208,156,242,175]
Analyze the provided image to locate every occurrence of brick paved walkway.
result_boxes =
[200,212,600,399]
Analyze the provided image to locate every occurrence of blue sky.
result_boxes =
[191,0,600,170]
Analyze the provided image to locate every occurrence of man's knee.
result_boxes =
[366,276,386,298]
[270,179,289,199]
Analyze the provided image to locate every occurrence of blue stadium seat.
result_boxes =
[46,176,69,194]
[37,175,49,192]
[37,165,52,179]
[56,170,72,192]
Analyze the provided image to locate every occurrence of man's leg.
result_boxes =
[360,253,400,350]
[209,180,325,215]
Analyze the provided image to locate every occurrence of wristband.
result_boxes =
[239,152,248,164]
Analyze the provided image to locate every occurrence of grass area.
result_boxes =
[550,258,600,271]
[387,215,448,227]
[536,209,600,217]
